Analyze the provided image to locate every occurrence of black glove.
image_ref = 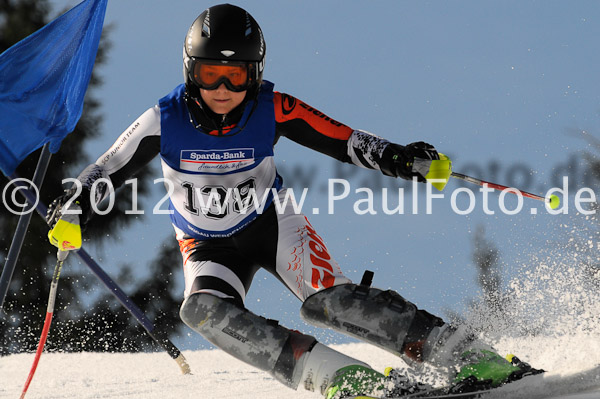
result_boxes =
[382,141,439,182]
[46,186,93,229]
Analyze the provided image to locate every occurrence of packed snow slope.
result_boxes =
[2,339,599,399]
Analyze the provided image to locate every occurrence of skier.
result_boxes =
[47,4,539,398]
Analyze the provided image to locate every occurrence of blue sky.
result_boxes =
[46,0,600,349]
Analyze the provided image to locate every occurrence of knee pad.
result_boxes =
[300,273,443,361]
[180,292,317,388]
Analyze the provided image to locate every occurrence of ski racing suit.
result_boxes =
[75,81,449,395]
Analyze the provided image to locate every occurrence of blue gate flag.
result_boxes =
[0,0,108,176]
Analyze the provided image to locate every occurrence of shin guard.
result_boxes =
[180,292,317,388]
[300,278,444,363]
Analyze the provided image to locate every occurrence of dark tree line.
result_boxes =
[1,0,184,355]
[471,225,503,317]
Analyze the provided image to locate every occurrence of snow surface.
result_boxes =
[2,340,599,399]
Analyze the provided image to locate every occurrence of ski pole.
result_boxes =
[19,250,69,399]
[0,144,52,312]
[7,177,191,375]
[450,172,560,209]
[74,249,191,374]
[424,155,560,209]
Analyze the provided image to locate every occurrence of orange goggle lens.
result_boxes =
[193,62,250,91]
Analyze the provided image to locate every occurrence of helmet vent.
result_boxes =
[245,13,252,36]
[202,10,211,37]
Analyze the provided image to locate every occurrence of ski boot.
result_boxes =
[324,365,432,399]
[424,324,544,393]
[451,350,544,393]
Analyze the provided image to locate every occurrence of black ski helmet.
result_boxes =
[183,4,266,100]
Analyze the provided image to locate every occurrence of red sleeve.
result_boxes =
[274,92,353,162]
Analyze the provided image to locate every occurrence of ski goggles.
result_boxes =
[192,61,252,92]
